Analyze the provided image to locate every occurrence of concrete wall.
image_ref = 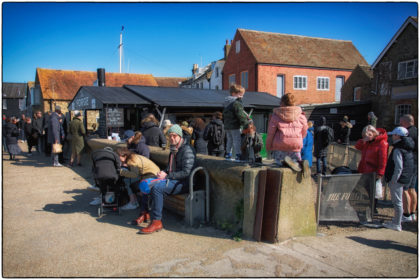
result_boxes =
[87,139,317,242]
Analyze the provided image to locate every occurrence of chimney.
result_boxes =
[224,39,231,60]
[192,64,198,75]
[97,68,106,87]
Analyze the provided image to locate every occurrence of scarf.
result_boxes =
[168,138,183,173]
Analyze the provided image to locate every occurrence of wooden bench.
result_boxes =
[164,167,210,226]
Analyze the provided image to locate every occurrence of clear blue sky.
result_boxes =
[2,2,418,83]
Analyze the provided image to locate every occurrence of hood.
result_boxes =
[211,119,224,126]
[308,126,314,133]
[318,116,327,126]
[142,121,157,129]
[273,106,303,122]
[224,96,238,107]
[394,136,415,151]
[182,126,193,135]
[373,128,388,144]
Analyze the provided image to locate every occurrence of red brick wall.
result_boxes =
[257,65,352,105]
[222,32,257,91]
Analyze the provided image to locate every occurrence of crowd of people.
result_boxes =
[3,84,417,234]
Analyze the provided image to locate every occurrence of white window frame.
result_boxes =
[398,59,418,80]
[395,104,412,124]
[241,71,248,90]
[317,77,330,91]
[236,40,240,54]
[229,74,236,86]
[353,87,362,101]
[293,75,307,90]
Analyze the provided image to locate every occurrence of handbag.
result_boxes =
[52,143,63,153]
[375,178,383,199]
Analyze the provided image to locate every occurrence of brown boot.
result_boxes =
[132,212,150,226]
[140,220,163,234]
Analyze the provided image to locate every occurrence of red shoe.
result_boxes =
[132,212,150,225]
[140,220,163,234]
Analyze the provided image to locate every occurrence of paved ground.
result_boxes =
[2,145,418,277]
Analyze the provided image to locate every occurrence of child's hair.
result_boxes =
[230,84,245,95]
[307,121,313,128]
[362,125,379,137]
[280,93,295,106]
[132,131,143,144]
[116,147,132,157]
[242,123,256,134]
[213,111,223,120]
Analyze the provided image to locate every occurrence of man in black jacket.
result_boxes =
[400,114,418,222]
[139,124,196,234]
[314,116,334,176]
[32,111,44,153]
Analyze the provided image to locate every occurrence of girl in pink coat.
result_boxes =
[266,93,308,173]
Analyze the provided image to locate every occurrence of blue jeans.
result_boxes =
[316,156,327,174]
[150,179,186,220]
[225,129,241,157]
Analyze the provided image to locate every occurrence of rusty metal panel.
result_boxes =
[261,169,282,243]
[253,170,267,242]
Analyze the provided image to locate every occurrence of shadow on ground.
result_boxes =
[347,236,418,255]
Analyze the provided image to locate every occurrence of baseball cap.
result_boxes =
[388,126,409,137]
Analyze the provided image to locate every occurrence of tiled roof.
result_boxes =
[36,68,158,100]
[2,82,27,98]
[154,77,187,87]
[238,29,369,70]
[358,65,373,79]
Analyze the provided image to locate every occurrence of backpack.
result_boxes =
[320,127,334,147]
[210,123,223,145]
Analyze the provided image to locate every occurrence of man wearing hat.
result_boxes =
[337,115,353,145]
[383,126,415,231]
[48,105,64,167]
[138,124,196,234]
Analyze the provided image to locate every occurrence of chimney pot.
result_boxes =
[97,68,106,87]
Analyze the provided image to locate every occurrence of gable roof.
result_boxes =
[124,85,280,109]
[372,16,418,69]
[36,68,158,101]
[2,82,27,98]
[237,29,369,70]
[154,77,187,87]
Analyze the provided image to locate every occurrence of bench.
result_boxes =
[163,167,210,226]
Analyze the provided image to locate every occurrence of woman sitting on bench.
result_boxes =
[138,124,196,234]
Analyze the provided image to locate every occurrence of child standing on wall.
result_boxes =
[223,84,252,161]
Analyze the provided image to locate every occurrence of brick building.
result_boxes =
[341,65,373,102]
[369,16,418,130]
[222,29,369,105]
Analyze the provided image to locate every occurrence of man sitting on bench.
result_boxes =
[139,124,196,234]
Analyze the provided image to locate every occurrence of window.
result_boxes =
[229,74,236,85]
[293,76,307,90]
[196,84,199,89]
[215,67,219,78]
[241,71,248,89]
[395,104,412,124]
[353,87,362,101]
[317,77,330,90]
[236,40,240,53]
[215,85,219,90]
[200,82,203,89]
[398,59,418,80]
[3,99,7,110]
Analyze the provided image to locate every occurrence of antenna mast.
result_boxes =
[119,26,124,73]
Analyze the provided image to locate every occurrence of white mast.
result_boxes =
[119,26,124,73]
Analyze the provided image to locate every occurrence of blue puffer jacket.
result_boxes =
[301,127,314,167]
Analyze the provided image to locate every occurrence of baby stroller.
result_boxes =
[91,147,126,217]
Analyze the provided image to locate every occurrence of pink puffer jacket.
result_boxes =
[266,106,308,152]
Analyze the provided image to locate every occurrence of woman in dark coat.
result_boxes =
[3,117,22,160]
[191,118,207,155]
[140,114,166,148]
[24,117,38,155]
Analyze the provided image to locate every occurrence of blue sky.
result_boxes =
[2,2,418,83]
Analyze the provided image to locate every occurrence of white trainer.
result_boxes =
[120,202,139,210]
[401,215,413,223]
[383,222,402,231]
[89,197,101,206]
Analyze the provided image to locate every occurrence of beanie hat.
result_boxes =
[167,124,183,138]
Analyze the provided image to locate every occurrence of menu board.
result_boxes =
[106,108,124,127]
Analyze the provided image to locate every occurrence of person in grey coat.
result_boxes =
[32,110,44,153]
[48,106,64,167]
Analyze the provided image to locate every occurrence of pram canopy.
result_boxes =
[92,147,121,183]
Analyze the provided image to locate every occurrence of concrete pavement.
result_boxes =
[2,147,418,277]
